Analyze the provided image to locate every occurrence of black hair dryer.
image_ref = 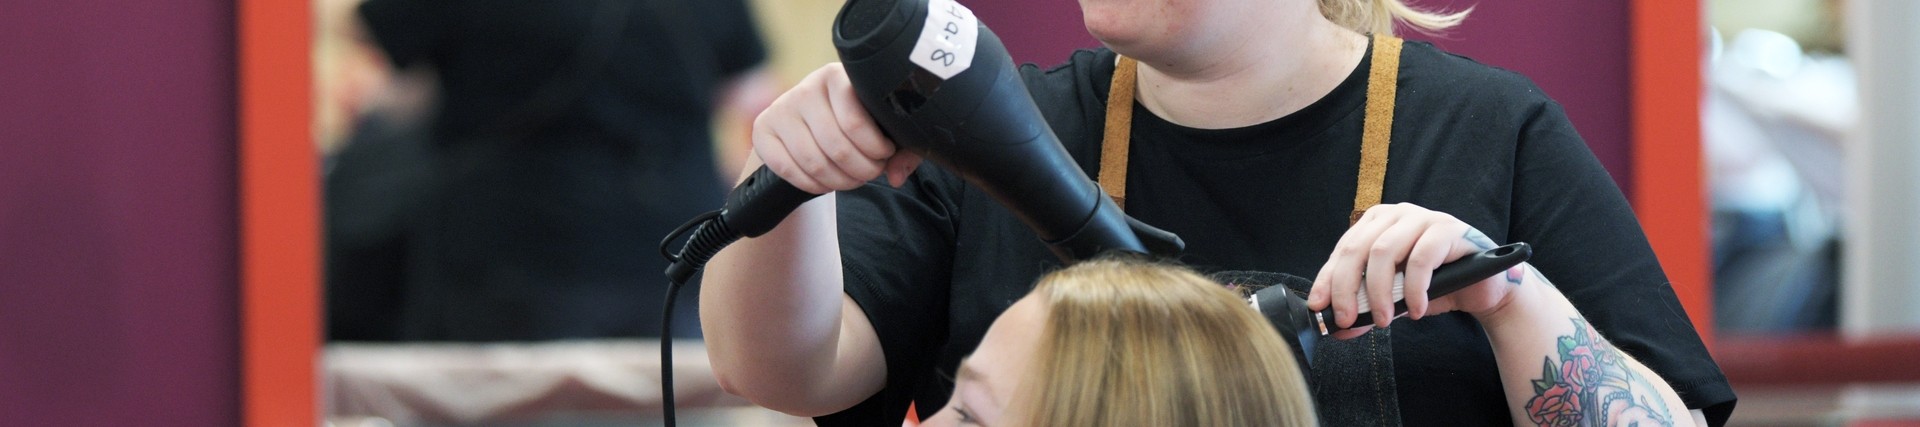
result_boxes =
[657,1,1183,424]
[662,0,1181,284]
[830,0,1183,261]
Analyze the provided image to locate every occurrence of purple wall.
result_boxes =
[964,0,1635,194]
[967,0,1101,66]
[1405,0,1634,193]
[0,1,238,426]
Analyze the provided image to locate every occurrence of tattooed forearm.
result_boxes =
[1520,264,1555,287]
[1524,319,1674,427]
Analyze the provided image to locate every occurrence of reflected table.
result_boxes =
[326,340,810,427]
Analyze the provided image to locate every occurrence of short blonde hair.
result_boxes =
[1010,257,1317,427]
[1319,0,1472,35]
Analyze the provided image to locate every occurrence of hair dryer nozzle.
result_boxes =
[834,0,922,62]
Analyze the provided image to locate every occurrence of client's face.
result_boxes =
[920,295,1047,427]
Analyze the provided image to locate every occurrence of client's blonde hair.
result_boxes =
[1010,257,1317,427]
[1319,0,1472,35]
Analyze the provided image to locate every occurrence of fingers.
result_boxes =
[749,63,902,194]
[1400,225,1459,320]
[1316,207,1396,329]
[1365,217,1429,328]
[1311,203,1482,329]
[823,65,894,162]
[751,115,826,193]
[1308,263,1333,309]
[793,100,879,188]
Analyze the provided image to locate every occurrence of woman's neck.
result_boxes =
[1131,15,1368,130]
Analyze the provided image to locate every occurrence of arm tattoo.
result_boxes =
[1464,228,1499,251]
[1524,319,1675,427]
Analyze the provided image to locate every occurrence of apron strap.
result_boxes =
[1100,34,1410,427]
[1353,33,1403,225]
[1100,34,1404,224]
[1100,56,1140,210]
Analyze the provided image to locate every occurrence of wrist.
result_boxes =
[1473,266,1555,331]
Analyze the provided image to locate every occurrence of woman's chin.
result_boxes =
[1084,26,1150,57]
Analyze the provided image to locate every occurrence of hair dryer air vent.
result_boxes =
[835,0,916,61]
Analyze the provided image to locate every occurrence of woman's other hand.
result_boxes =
[1307,203,1526,339]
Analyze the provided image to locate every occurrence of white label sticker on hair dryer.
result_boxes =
[910,0,978,79]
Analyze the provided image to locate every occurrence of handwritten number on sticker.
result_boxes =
[911,0,976,79]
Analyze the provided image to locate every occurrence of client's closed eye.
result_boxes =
[956,406,982,425]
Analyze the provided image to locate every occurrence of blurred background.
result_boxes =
[4,0,1920,425]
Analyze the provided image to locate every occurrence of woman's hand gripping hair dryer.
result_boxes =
[664,0,1182,284]
[656,1,1181,424]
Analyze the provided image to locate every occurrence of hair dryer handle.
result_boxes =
[662,166,820,284]
[722,166,824,238]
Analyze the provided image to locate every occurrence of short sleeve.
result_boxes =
[1508,97,1738,425]
[815,166,962,425]
[355,0,451,68]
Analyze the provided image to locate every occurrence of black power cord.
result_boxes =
[657,275,688,426]
[655,208,742,427]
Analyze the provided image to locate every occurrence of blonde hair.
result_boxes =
[1010,257,1317,427]
[1319,0,1472,36]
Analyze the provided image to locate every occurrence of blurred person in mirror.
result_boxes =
[325,0,777,342]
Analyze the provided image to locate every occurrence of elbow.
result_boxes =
[709,364,845,418]
[712,369,745,402]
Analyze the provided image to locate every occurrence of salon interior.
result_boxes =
[3,0,1918,425]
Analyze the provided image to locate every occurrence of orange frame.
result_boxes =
[239,0,318,425]
[1629,0,1712,343]
[1627,0,1920,394]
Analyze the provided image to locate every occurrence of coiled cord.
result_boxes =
[657,210,737,427]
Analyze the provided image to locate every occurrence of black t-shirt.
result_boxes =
[358,0,767,144]
[344,0,765,340]
[824,41,1735,425]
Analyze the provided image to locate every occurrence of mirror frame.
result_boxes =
[239,0,319,425]
[1630,0,1713,340]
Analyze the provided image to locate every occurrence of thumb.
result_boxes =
[884,151,924,187]
[1330,325,1371,341]
[1423,297,1458,316]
